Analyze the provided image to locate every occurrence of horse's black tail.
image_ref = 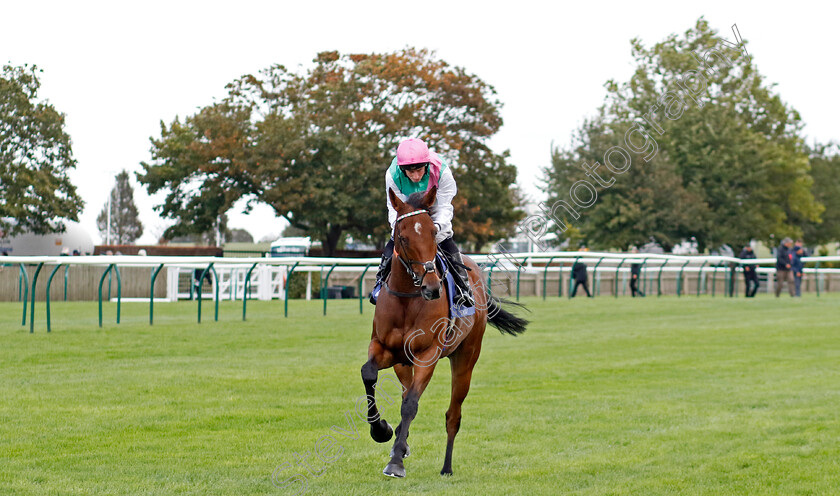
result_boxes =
[486,295,529,336]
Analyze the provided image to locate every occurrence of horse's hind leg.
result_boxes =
[441,342,481,476]
[361,345,394,443]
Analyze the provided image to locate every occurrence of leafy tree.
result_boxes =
[546,118,708,251]
[0,64,84,235]
[97,170,144,244]
[281,224,306,238]
[454,143,525,252]
[799,143,840,244]
[544,19,823,252]
[169,213,232,246]
[139,49,524,255]
[138,102,253,242]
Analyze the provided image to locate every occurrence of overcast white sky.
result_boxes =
[3,1,838,245]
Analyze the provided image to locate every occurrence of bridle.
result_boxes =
[391,209,438,289]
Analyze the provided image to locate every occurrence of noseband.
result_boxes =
[393,209,438,288]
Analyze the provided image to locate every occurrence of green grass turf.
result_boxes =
[1,294,839,495]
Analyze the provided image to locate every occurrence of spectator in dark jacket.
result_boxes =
[570,260,591,298]
[629,248,645,297]
[775,238,795,297]
[739,245,759,297]
[792,245,805,297]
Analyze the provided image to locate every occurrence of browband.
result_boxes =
[395,210,429,222]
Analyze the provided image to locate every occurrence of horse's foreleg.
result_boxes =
[391,364,414,459]
[383,353,439,478]
[361,344,394,443]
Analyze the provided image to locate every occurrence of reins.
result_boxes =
[387,209,442,297]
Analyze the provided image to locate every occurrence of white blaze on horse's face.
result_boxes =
[414,222,422,236]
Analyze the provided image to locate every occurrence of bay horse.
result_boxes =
[361,186,528,478]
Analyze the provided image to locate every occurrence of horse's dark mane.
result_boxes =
[406,192,427,210]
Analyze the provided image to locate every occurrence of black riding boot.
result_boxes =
[369,239,394,305]
[438,237,474,307]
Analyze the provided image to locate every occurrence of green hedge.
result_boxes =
[286,271,321,299]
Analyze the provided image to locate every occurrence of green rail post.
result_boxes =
[723,265,732,297]
[592,257,604,296]
[542,256,556,301]
[98,265,114,328]
[359,264,373,314]
[630,258,647,296]
[322,263,338,316]
[284,262,299,318]
[47,264,66,332]
[19,264,29,326]
[516,257,528,302]
[197,263,214,324]
[677,260,691,297]
[108,268,113,302]
[487,260,497,296]
[149,264,164,325]
[28,262,44,333]
[558,262,563,298]
[621,259,629,297]
[696,261,707,297]
[657,260,666,297]
[711,264,718,297]
[613,259,626,298]
[46,264,64,332]
[242,263,259,321]
[63,265,69,301]
[815,260,821,297]
[114,265,122,324]
[732,263,739,298]
[210,265,219,322]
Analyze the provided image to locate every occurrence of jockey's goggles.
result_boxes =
[399,162,429,173]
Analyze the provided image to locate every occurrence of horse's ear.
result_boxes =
[422,186,437,209]
[389,188,406,213]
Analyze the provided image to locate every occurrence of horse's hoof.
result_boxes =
[370,420,393,443]
[440,469,453,476]
[390,445,410,459]
[383,462,406,478]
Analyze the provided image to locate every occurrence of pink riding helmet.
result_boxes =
[397,138,430,165]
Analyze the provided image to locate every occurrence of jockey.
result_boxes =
[370,138,474,307]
